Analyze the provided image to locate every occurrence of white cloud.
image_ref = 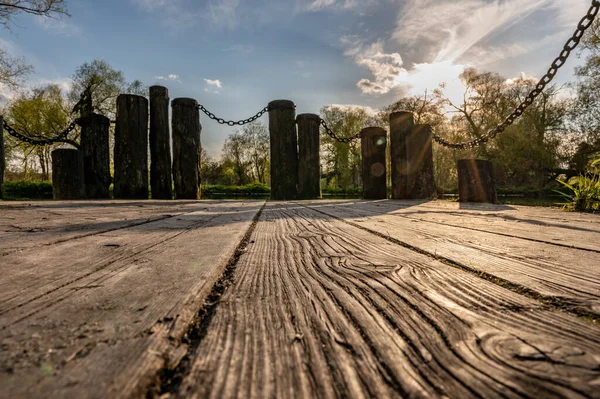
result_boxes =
[155,74,181,83]
[302,0,381,13]
[204,79,223,88]
[223,44,254,53]
[35,16,83,37]
[344,40,408,95]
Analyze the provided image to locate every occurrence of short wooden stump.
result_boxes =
[457,159,497,203]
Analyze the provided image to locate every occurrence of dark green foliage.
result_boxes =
[2,181,53,200]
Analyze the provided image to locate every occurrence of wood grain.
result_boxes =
[300,200,600,316]
[0,200,210,255]
[178,202,600,399]
[0,201,264,398]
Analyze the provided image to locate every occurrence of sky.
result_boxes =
[0,0,595,156]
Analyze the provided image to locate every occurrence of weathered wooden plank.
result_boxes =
[0,201,264,398]
[301,200,600,316]
[0,201,213,255]
[178,202,600,399]
[327,199,600,252]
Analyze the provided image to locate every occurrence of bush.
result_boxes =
[2,181,53,200]
[201,183,271,195]
[555,157,600,212]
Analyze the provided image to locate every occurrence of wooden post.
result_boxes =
[150,86,173,200]
[0,116,4,200]
[80,114,111,199]
[114,94,149,199]
[390,111,413,199]
[52,149,85,200]
[457,159,498,203]
[269,100,298,200]
[405,124,437,199]
[171,98,201,200]
[297,113,321,199]
[361,127,387,200]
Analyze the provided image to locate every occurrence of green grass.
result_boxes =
[2,181,53,200]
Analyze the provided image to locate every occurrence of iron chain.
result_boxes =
[432,0,600,150]
[2,119,81,146]
[197,103,269,126]
[319,118,361,143]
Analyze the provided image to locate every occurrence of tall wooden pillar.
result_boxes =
[80,114,111,199]
[52,149,85,200]
[361,127,387,200]
[0,116,4,200]
[457,159,497,203]
[297,113,321,199]
[114,94,149,199]
[390,111,413,199]
[171,98,201,200]
[150,86,173,200]
[269,100,298,200]
[406,124,437,199]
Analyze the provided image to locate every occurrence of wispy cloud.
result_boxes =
[133,0,242,30]
[204,78,223,88]
[35,16,83,37]
[155,74,181,83]
[223,44,254,54]
[342,37,407,95]
[302,0,382,12]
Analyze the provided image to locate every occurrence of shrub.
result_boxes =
[555,157,600,212]
[2,181,53,200]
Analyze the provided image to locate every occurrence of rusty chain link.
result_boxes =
[319,118,361,143]
[2,119,81,146]
[432,0,600,150]
[197,103,269,126]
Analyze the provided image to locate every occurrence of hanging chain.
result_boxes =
[432,0,600,150]
[2,119,81,146]
[197,103,269,126]
[319,118,361,143]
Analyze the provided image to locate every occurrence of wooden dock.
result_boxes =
[1,199,599,398]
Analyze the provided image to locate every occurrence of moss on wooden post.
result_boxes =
[171,98,201,200]
[457,159,498,203]
[114,94,149,199]
[297,113,321,199]
[52,149,85,200]
[150,86,173,200]
[390,111,413,199]
[361,127,387,200]
[0,116,4,200]
[80,113,111,199]
[269,100,298,200]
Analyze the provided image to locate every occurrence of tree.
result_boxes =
[0,0,69,29]
[319,106,376,190]
[240,121,269,184]
[222,132,251,185]
[0,48,32,90]
[6,83,72,179]
[69,60,127,119]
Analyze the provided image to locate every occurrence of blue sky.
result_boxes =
[0,0,594,156]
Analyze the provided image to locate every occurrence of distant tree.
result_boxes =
[319,106,375,190]
[69,60,126,119]
[241,121,269,184]
[0,48,32,90]
[0,0,69,29]
[222,132,251,185]
[6,84,72,179]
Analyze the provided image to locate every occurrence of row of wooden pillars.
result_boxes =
[0,95,496,203]
[40,87,202,200]
[269,105,440,201]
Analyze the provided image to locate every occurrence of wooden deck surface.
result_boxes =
[1,199,599,398]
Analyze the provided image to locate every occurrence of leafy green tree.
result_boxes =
[69,60,127,119]
[6,84,72,179]
[319,106,375,190]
